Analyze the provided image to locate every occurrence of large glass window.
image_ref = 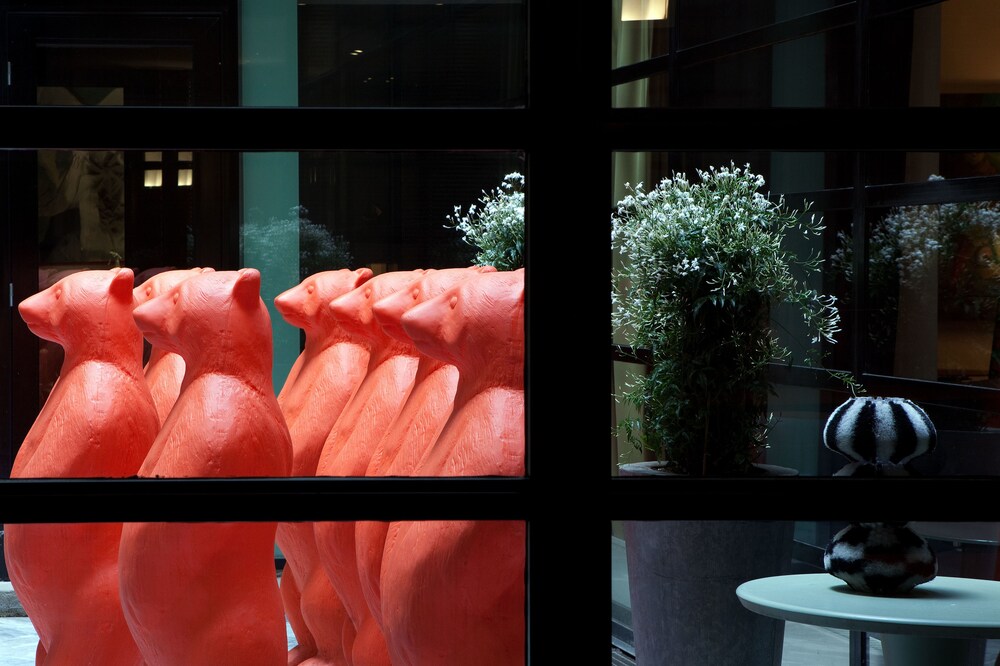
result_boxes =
[0,0,547,662]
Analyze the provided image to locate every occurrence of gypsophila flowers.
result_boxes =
[446,172,524,271]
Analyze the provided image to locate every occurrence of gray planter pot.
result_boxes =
[621,463,795,666]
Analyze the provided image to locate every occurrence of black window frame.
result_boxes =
[0,2,610,664]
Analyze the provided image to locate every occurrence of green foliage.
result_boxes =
[447,172,525,271]
[611,163,842,475]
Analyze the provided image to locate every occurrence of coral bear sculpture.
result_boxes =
[6,268,159,666]
[314,270,425,666]
[133,267,214,425]
[356,266,495,632]
[274,268,374,666]
[380,268,526,666]
[119,268,293,666]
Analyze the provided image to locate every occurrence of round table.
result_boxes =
[736,574,1000,666]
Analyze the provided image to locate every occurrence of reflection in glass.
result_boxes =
[831,187,1000,388]
[298,1,526,107]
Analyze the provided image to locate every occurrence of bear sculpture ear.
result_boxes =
[110,267,136,304]
[232,268,262,308]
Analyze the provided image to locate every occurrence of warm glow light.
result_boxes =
[144,151,162,162]
[622,0,667,21]
[178,151,193,162]
[177,169,193,187]
[144,169,162,188]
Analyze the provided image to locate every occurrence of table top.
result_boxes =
[736,574,1000,638]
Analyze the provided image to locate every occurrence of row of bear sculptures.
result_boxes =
[6,265,525,666]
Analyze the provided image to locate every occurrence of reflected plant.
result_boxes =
[242,205,354,278]
[446,172,525,271]
[831,175,1000,350]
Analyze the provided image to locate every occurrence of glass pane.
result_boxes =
[860,196,1000,388]
[870,1,1000,108]
[867,151,1000,185]
[1,520,526,664]
[298,1,527,107]
[674,27,853,108]
[14,2,526,109]
[673,0,849,50]
[10,150,526,480]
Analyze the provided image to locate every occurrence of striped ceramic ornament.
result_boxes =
[822,396,936,476]
[823,522,937,595]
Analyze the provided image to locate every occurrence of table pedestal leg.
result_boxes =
[879,634,986,666]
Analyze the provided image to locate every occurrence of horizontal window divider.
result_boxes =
[768,363,859,393]
[860,373,1000,414]
[864,175,1000,208]
[606,108,1000,151]
[609,477,1000,520]
[870,0,945,20]
[611,3,856,86]
[0,106,531,151]
[0,477,530,523]
[611,344,651,366]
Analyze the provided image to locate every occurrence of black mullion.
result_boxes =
[0,106,529,151]
[605,108,1000,151]
[610,477,1000,520]
[0,477,530,523]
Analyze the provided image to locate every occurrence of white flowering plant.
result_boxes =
[446,172,525,271]
[612,163,842,475]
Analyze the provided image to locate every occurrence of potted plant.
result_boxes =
[610,163,843,666]
[446,172,525,271]
[612,163,841,476]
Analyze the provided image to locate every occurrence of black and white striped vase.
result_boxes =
[823,522,938,596]
[822,396,936,477]
[821,396,939,595]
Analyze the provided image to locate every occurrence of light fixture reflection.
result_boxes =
[622,0,667,21]
[144,169,162,188]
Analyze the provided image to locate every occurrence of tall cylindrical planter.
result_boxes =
[620,460,795,666]
[623,519,794,666]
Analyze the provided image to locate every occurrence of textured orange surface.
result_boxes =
[355,266,494,633]
[314,270,425,666]
[119,269,292,666]
[382,268,526,666]
[6,268,158,666]
[274,269,374,666]
[133,267,214,426]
